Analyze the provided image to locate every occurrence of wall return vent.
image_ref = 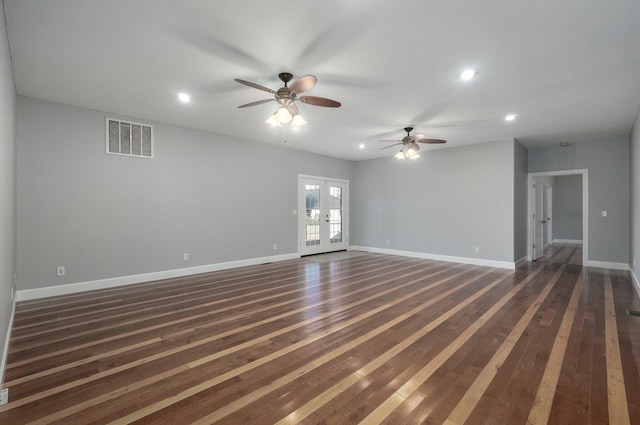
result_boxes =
[106,118,153,158]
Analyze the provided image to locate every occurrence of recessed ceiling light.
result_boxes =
[460,69,476,81]
[358,143,366,149]
[505,114,517,121]
[178,92,191,103]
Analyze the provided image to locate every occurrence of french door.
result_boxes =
[298,175,349,255]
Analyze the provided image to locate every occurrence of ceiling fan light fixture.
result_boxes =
[265,115,282,127]
[274,106,293,123]
[291,114,306,128]
[383,127,445,159]
[405,148,419,159]
[237,73,341,128]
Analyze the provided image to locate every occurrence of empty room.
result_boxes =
[1,1,640,424]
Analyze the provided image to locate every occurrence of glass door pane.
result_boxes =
[299,176,349,256]
[329,186,342,243]
[305,184,320,246]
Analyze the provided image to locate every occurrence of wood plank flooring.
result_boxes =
[1,250,639,424]
[539,243,583,265]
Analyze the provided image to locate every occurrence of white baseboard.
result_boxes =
[1,298,16,386]
[630,269,640,300]
[552,239,583,244]
[586,260,629,271]
[514,256,528,268]
[16,253,300,301]
[350,246,515,269]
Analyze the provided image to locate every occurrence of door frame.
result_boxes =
[533,181,544,260]
[544,184,553,247]
[527,169,588,265]
[298,174,349,255]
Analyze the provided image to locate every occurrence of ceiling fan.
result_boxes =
[379,127,447,159]
[235,72,341,127]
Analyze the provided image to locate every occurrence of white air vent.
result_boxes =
[106,118,153,158]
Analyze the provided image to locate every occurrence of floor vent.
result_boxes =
[626,309,640,317]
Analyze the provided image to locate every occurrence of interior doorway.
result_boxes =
[528,169,588,265]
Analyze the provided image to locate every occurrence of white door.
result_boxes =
[298,176,349,255]
[544,185,553,246]
[534,182,544,260]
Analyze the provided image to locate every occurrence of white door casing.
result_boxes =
[534,181,544,260]
[544,184,553,246]
[298,175,349,256]
[527,169,588,265]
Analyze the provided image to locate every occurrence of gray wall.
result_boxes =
[552,175,582,241]
[16,97,354,290]
[513,140,528,261]
[528,138,629,263]
[352,140,516,262]
[0,2,17,384]
[631,108,640,277]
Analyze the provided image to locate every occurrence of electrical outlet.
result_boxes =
[56,266,65,277]
[183,253,189,261]
[273,243,278,250]
[386,239,390,245]
[475,247,480,253]
[601,211,607,217]
[0,388,8,406]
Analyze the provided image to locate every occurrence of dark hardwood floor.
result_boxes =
[538,242,583,265]
[1,251,639,424]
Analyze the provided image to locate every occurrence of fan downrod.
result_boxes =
[279,72,294,86]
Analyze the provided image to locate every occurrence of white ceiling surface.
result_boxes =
[4,0,640,161]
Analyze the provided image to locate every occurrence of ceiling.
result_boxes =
[4,0,640,161]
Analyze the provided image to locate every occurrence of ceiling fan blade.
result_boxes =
[289,75,317,94]
[379,143,402,150]
[418,139,447,144]
[234,78,276,94]
[237,99,275,108]
[286,103,299,115]
[411,133,426,141]
[299,95,341,108]
[378,139,402,142]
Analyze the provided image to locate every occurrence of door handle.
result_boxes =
[541,220,546,223]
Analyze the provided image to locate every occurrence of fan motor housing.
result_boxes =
[276,87,294,105]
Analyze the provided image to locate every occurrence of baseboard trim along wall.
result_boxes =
[631,269,640,300]
[514,256,528,268]
[586,260,629,271]
[16,253,300,301]
[14,250,633,301]
[350,246,516,269]
[552,239,583,244]
[1,299,16,386]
